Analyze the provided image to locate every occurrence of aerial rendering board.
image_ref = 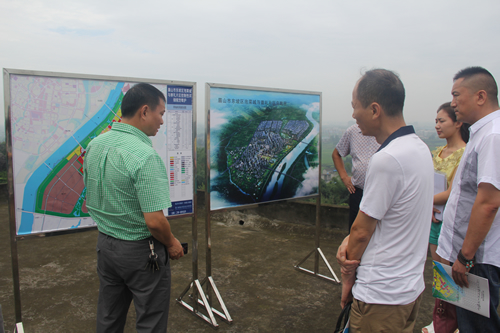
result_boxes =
[208,84,321,210]
[4,69,195,236]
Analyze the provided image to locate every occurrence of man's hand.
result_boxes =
[341,176,356,194]
[454,182,500,287]
[432,207,441,223]
[144,211,184,260]
[337,236,361,275]
[451,260,470,288]
[167,237,184,260]
[332,148,355,194]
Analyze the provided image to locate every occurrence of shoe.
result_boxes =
[422,322,434,333]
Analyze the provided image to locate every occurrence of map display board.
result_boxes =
[4,69,195,236]
[208,84,321,210]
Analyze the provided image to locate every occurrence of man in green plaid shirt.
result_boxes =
[83,83,184,332]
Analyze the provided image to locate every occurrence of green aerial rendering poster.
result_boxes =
[208,85,321,210]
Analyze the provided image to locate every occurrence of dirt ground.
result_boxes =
[0,198,436,332]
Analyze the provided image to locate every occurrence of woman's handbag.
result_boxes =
[432,299,458,333]
[334,302,352,333]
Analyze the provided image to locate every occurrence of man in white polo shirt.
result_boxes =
[336,69,434,332]
[437,66,500,332]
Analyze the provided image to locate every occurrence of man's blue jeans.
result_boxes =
[456,263,500,332]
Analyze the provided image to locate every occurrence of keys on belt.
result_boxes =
[145,240,160,272]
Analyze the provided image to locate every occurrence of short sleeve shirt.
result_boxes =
[83,122,171,241]
[353,128,434,305]
[437,110,500,267]
[432,146,465,186]
[336,124,380,189]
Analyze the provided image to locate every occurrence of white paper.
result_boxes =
[433,172,447,221]
[433,261,490,318]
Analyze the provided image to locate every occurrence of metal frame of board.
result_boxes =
[3,68,198,326]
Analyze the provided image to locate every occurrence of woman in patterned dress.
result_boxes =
[423,102,469,333]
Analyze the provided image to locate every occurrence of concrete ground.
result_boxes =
[0,198,436,333]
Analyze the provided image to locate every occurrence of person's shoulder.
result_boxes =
[123,138,157,161]
[345,124,359,134]
[98,129,156,159]
[381,135,430,161]
[347,124,358,131]
[87,130,115,148]
[488,116,500,133]
[369,150,398,168]
[431,145,445,156]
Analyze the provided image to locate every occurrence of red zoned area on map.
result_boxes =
[41,154,88,215]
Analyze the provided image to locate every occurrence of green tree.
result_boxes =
[320,176,349,205]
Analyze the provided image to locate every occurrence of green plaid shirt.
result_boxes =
[83,122,171,241]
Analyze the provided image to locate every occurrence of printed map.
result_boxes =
[8,73,193,235]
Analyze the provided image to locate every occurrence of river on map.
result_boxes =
[262,109,319,201]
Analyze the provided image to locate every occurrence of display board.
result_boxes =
[4,69,195,236]
[208,84,320,211]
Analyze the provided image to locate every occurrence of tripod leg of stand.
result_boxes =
[176,279,219,327]
[294,247,340,283]
[317,248,340,282]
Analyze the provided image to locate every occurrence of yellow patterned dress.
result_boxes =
[429,145,465,245]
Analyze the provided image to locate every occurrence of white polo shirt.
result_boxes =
[353,126,434,305]
[437,110,500,267]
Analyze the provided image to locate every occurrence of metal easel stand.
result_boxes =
[177,277,222,327]
[177,275,232,328]
[179,100,232,328]
[176,199,232,328]
[14,322,24,333]
[294,195,340,283]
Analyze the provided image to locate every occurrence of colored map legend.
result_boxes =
[166,85,194,216]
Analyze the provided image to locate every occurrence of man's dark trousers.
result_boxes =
[348,187,363,232]
[96,232,171,332]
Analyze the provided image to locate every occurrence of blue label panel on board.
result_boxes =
[168,200,193,216]
[167,85,193,106]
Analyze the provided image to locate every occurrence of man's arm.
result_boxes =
[347,211,378,260]
[337,211,378,307]
[143,211,184,260]
[452,182,500,287]
[332,148,355,194]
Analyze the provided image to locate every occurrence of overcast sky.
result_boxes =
[1,0,499,131]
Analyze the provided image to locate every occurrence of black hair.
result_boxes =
[454,67,498,105]
[121,83,165,118]
[437,102,470,143]
[357,69,405,117]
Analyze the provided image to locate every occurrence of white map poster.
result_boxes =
[5,70,195,235]
[433,261,490,317]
